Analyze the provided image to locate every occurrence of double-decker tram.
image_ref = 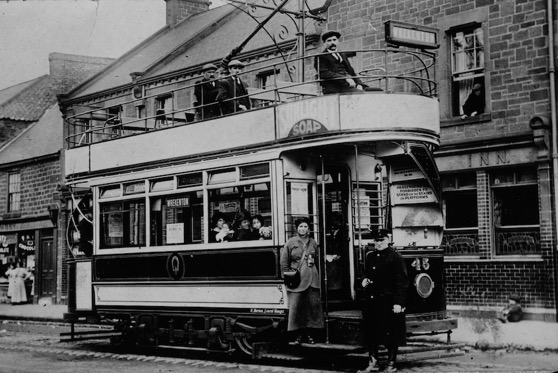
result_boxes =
[61,32,457,359]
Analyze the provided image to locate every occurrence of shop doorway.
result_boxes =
[39,238,55,300]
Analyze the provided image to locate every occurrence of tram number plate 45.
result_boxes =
[411,258,430,271]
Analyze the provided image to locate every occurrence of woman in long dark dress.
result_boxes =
[280,217,324,344]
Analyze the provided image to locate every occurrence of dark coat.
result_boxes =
[193,78,221,119]
[314,50,366,94]
[217,76,251,114]
[361,246,408,347]
[462,91,485,116]
[280,236,321,293]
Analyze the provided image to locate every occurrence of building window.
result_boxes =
[441,172,479,256]
[492,167,540,255]
[451,24,486,117]
[257,69,279,89]
[156,93,174,127]
[8,173,21,212]
[136,105,145,118]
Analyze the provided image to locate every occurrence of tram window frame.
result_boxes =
[150,177,174,192]
[351,182,382,240]
[442,173,478,229]
[285,181,316,239]
[177,172,203,188]
[150,191,204,246]
[99,185,122,199]
[99,199,146,249]
[208,181,273,243]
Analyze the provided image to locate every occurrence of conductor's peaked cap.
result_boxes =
[371,228,391,240]
[321,30,341,42]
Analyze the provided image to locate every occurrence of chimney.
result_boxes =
[165,0,211,27]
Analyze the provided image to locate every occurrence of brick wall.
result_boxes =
[165,0,211,27]
[0,159,60,217]
[324,0,555,313]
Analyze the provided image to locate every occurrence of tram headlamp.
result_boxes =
[414,273,434,298]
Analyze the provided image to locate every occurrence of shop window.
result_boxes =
[450,24,486,117]
[208,182,272,242]
[100,199,146,248]
[151,191,204,246]
[442,173,477,229]
[441,173,479,256]
[8,173,21,212]
[492,168,540,255]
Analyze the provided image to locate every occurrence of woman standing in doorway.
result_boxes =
[280,217,324,344]
[11,261,30,305]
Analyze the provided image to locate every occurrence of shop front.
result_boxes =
[0,219,56,304]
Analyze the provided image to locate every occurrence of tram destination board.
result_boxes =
[385,20,439,49]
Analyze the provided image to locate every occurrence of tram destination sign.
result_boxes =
[385,20,439,49]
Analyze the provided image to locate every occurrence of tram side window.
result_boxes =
[285,181,315,239]
[150,191,204,246]
[100,200,146,248]
[208,183,272,242]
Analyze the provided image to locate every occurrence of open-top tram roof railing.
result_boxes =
[64,48,437,148]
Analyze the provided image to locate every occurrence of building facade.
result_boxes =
[322,0,557,320]
[0,53,113,304]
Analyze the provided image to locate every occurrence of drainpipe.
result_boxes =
[547,0,558,322]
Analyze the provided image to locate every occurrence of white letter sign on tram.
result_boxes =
[288,119,328,137]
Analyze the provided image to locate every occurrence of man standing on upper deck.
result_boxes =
[217,59,251,115]
[194,63,221,120]
[314,30,371,94]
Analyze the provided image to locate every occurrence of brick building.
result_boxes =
[0,53,113,304]
[56,0,557,321]
[322,0,557,321]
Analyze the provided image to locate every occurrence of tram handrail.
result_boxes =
[64,48,437,148]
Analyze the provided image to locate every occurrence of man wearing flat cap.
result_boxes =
[217,59,251,115]
[194,63,221,120]
[314,30,369,94]
[359,228,408,372]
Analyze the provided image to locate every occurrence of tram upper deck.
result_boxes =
[63,49,439,181]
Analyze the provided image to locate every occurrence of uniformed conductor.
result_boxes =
[359,229,408,372]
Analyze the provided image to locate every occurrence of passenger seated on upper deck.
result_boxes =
[193,63,222,120]
[217,59,251,114]
[314,31,378,95]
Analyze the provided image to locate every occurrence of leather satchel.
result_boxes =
[284,251,306,289]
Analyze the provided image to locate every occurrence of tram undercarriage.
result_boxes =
[63,307,458,361]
